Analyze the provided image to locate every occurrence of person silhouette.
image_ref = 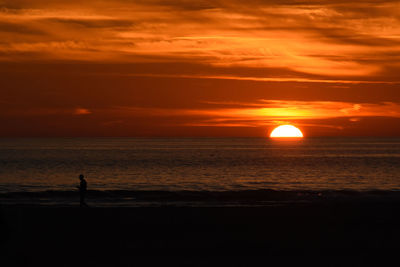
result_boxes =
[77,174,88,207]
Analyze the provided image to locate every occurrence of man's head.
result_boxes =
[79,174,84,180]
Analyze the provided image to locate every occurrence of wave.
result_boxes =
[2,189,400,205]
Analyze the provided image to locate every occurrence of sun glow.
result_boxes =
[270,125,303,138]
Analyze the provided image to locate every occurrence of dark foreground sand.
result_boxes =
[2,203,400,266]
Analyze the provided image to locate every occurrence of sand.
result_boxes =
[2,202,400,266]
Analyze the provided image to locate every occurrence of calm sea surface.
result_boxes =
[1,137,400,193]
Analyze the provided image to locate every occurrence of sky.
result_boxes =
[1,0,400,137]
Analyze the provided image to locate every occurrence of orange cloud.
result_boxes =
[0,0,399,81]
[105,100,400,129]
[74,108,91,115]
[1,1,400,137]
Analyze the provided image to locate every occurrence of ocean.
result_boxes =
[1,137,400,206]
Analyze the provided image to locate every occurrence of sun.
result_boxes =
[270,125,303,138]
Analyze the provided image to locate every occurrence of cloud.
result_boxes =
[74,108,91,115]
[0,0,399,81]
[104,100,400,129]
[1,97,400,136]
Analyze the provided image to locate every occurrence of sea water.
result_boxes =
[1,137,399,194]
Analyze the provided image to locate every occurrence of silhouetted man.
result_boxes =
[78,174,88,207]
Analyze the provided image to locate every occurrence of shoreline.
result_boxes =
[2,188,400,207]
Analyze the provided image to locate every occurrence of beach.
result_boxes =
[2,138,400,265]
[2,200,400,266]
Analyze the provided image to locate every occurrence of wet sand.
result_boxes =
[2,202,400,266]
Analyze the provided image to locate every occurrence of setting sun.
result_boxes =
[270,125,303,138]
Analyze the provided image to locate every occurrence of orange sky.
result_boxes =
[1,0,400,137]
